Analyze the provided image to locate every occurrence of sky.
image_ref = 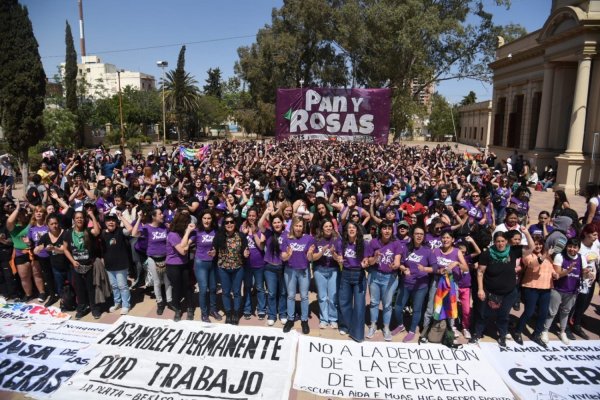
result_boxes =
[23,0,551,104]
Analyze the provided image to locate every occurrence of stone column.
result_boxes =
[565,54,593,154]
[535,63,555,150]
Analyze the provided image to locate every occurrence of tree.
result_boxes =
[196,95,228,135]
[0,0,46,185]
[64,21,80,145]
[235,0,520,135]
[162,46,199,139]
[203,68,223,99]
[428,94,458,140]
[42,108,78,148]
[460,91,478,106]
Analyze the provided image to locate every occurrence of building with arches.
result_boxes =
[489,0,600,194]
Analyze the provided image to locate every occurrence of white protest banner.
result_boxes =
[294,336,515,400]
[480,340,600,400]
[0,301,70,337]
[51,315,298,400]
[29,321,111,349]
[0,335,98,399]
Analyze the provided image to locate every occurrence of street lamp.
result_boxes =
[156,60,168,145]
[299,78,304,90]
[116,69,125,146]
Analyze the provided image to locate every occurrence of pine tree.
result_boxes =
[64,20,80,146]
[203,67,223,99]
[0,0,46,186]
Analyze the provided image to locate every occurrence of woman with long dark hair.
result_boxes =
[28,206,55,305]
[63,209,102,319]
[193,209,221,322]
[34,214,69,306]
[261,212,288,326]
[241,208,267,320]
[336,221,369,342]
[165,211,196,321]
[308,219,342,330]
[213,215,249,325]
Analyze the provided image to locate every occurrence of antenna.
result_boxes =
[78,0,86,61]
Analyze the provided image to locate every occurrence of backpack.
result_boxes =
[426,320,447,343]
[26,186,41,206]
[60,280,76,311]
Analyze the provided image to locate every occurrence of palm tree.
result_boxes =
[159,45,200,139]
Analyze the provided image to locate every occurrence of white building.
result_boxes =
[457,100,492,147]
[61,55,156,99]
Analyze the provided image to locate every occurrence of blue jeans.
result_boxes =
[193,259,217,315]
[217,267,244,313]
[516,287,551,336]
[52,268,70,297]
[369,271,398,327]
[264,265,287,320]
[284,267,310,321]
[475,287,519,338]
[106,268,131,309]
[338,268,366,342]
[394,285,428,332]
[314,267,339,323]
[243,266,266,315]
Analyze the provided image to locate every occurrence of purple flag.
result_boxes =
[275,88,391,144]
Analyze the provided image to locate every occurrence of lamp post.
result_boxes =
[299,78,304,90]
[590,132,600,183]
[117,69,125,146]
[156,60,168,145]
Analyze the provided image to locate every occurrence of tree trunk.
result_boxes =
[20,150,29,190]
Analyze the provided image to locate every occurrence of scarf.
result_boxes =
[72,230,85,252]
[489,244,510,263]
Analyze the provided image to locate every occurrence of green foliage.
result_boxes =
[196,95,228,133]
[428,94,458,139]
[235,0,521,135]
[460,91,478,106]
[495,23,528,44]
[64,21,78,114]
[42,108,78,148]
[105,124,147,154]
[0,0,46,169]
[204,68,223,99]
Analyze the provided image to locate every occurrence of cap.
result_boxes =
[398,220,410,229]
[315,191,326,199]
[105,213,119,221]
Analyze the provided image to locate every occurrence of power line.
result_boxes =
[41,34,257,59]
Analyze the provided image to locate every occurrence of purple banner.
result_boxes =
[275,88,391,144]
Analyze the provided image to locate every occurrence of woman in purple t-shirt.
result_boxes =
[308,219,342,330]
[260,212,288,326]
[392,226,438,342]
[241,208,267,320]
[193,209,221,323]
[165,212,196,322]
[132,209,172,317]
[281,216,314,335]
[28,206,53,304]
[336,221,369,342]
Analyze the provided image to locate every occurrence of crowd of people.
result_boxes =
[0,138,598,348]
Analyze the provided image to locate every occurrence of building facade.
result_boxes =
[457,100,492,148]
[61,55,156,99]
[489,0,600,194]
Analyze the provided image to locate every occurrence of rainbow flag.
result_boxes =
[433,273,458,320]
[178,145,211,163]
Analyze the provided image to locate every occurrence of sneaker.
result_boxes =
[330,321,338,329]
[418,336,429,344]
[156,302,166,316]
[244,313,252,320]
[210,310,222,321]
[339,328,348,335]
[366,325,377,339]
[258,313,266,320]
[174,310,182,322]
[280,317,288,325]
[44,295,59,307]
[572,325,590,340]
[468,335,480,344]
[532,334,548,348]
[513,302,521,311]
[463,329,472,340]
[301,320,310,334]
[498,336,507,348]
[403,331,416,343]
[201,314,210,323]
[267,319,275,326]
[120,307,129,315]
[383,328,392,342]
[319,321,329,329]
[283,320,295,333]
[75,310,84,320]
[391,324,405,336]
[566,330,576,341]
[559,332,570,345]
[513,332,523,345]
[37,292,47,303]
[453,328,461,338]
[505,333,513,341]
[540,331,549,344]
[166,302,176,312]
[92,311,101,320]
[109,304,122,313]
